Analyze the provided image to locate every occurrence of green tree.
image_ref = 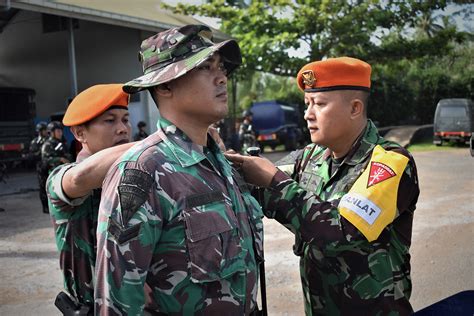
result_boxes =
[164,0,467,76]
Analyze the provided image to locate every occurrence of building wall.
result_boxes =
[0,10,157,135]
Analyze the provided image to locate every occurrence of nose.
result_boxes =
[216,71,227,86]
[304,107,314,121]
[117,120,130,135]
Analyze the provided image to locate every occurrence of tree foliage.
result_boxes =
[165,0,469,76]
[164,0,473,125]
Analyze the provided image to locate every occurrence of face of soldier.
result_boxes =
[40,129,48,137]
[80,108,131,154]
[52,129,63,140]
[303,90,353,149]
[168,53,228,125]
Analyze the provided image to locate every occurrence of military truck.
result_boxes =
[433,98,473,146]
[0,87,36,165]
[251,100,303,152]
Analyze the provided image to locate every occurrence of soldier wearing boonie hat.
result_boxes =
[95,25,265,315]
[225,56,420,315]
[46,84,136,313]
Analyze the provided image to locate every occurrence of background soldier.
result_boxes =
[239,109,257,153]
[28,121,48,213]
[133,120,148,140]
[47,84,133,314]
[95,24,264,315]
[226,57,420,315]
[41,121,71,174]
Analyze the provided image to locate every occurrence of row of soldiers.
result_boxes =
[28,121,70,213]
[41,24,419,316]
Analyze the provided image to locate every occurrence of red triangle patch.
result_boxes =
[367,161,396,188]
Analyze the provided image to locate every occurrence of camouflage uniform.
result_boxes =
[47,150,99,306]
[266,120,419,315]
[41,136,71,174]
[29,134,48,211]
[95,118,264,315]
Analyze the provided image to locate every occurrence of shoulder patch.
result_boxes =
[367,162,396,187]
[108,218,142,244]
[118,169,154,225]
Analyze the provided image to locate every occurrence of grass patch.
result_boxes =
[407,141,468,152]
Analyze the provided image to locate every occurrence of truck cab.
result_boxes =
[433,98,473,146]
[251,100,302,152]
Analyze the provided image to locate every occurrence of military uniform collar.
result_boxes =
[156,117,221,167]
[341,119,380,166]
[317,120,380,166]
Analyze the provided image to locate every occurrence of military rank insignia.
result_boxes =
[301,70,316,88]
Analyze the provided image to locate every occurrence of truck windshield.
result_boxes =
[439,106,467,118]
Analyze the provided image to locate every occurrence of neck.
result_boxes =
[331,120,367,159]
[161,112,210,146]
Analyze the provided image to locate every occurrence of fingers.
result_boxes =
[224,152,244,163]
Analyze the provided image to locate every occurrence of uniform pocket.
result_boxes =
[183,191,246,282]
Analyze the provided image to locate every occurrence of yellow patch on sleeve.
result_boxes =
[338,145,409,242]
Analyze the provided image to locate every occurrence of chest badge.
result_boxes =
[367,161,396,187]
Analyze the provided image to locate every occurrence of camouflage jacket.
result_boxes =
[266,120,419,316]
[29,135,47,162]
[47,150,100,306]
[95,118,264,315]
[41,137,70,172]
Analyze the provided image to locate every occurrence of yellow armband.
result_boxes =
[338,145,409,242]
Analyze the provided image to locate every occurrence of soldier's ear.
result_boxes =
[70,125,87,144]
[350,99,364,119]
[154,84,172,97]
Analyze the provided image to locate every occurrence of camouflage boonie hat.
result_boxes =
[123,24,242,94]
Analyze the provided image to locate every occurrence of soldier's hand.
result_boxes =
[224,152,277,188]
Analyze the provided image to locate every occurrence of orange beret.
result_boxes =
[296,57,371,92]
[63,84,130,126]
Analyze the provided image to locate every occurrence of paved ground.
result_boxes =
[0,147,473,315]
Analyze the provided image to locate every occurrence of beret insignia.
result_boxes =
[302,70,316,88]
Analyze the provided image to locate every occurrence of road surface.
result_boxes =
[0,147,472,315]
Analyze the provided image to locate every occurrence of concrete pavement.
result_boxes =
[0,147,473,315]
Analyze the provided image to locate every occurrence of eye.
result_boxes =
[218,62,228,75]
[197,63,211,71]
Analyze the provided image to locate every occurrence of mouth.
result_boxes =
[216,91,227,99]
[308,126,318,133]
[115,139,130,145]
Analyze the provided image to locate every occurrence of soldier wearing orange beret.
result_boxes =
[226,57,420,315]
[46,84,136,313]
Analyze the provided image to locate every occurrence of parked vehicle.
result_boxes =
[251,100,302,152]
[433,98,473,146]
[0,87,36,165]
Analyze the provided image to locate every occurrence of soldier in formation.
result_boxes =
[41,121,71,173]
[28,121,48,213]
[94,24,265,315]
[226,57,420,315]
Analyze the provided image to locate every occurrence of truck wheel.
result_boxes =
[285,138,297,151]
